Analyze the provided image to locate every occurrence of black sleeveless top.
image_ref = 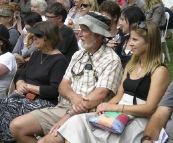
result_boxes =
[123,72,151,102]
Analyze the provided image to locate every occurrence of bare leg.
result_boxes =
[37,132,63,143]
[10,113,43,143]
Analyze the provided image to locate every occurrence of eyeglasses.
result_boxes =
[45,15,59,19]
[138,21,147,30]
[34,33,44,38]
[81,4,91,8]
[71,52,98,81]
[71,63,93,76]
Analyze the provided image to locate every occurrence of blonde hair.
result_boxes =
[126,21,162,76]
[144,0,164,12]
[82,0,99,11]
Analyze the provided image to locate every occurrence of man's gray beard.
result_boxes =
[81,37,96,50]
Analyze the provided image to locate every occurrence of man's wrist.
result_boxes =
[141,135,154,143]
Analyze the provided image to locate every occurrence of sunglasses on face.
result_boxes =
[45,15,57,19]
[34,33,44,38]
[80,4,91,8]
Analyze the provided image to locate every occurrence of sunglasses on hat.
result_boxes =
[81,4,91,8]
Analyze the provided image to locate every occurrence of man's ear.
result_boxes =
[58,15,63,22]
[95,34,101,39]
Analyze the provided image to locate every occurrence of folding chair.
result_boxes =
[161,12,171,62]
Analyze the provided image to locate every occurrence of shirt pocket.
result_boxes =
[80,70,96,87]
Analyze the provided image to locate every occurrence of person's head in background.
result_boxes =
[0,5,14,28]
[30,0,47,16]
[9,2,21,26]
[99,1,120,29]
[45,2,67,28]
[127,21,162,76]
[0,0,8,5]
[119,6,146,34]
[54,0,71,11]
[80,0,99,15]
[0,24,12,53]
[144,0,164,12]
[24,12,42,32]
[74,0,81,8]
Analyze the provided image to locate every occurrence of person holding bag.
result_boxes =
[55,21,170,143]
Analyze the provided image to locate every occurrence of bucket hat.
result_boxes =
[74,11,112,38]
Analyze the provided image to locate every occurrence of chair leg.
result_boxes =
[164,43,171,62]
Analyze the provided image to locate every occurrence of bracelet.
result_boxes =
[122,104,125,112]
[141,135,153,143]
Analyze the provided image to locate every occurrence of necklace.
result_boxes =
[40,53,49,64]
[136,62,143,76]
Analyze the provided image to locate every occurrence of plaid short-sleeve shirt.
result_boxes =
[61,45,123,104]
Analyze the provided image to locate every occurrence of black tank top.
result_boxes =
[123,72,151,101]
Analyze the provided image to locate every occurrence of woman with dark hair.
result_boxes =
[107,6,146,69]
[12,12,42,83]
[0,24,17,98]
[0,21,68,143]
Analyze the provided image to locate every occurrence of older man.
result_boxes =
[45,2,78,63]
[10,11,123,143]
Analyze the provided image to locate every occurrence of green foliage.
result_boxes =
[163,33,173,81]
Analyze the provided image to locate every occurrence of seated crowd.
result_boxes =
[0,0,172,143]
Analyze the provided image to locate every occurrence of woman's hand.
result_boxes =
[106,39,119,49]
[96,102,112,116]
[68,18,74,29]
[23,33,34,48]
[16,81,29,95]
[15,55,26,67]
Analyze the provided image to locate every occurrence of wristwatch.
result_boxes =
[141,136,154,143]
[66,109,73,117]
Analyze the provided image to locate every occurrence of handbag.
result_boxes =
[89,111,135,134]
[26,93,36,100]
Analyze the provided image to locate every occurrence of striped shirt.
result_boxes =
[61,44,123,104]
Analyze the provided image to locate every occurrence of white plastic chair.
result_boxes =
[161,12,171,62]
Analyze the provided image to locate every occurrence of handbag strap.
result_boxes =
[133,78,143,105]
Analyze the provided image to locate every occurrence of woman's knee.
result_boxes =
[10,116,25,136]
[10,114,42,136]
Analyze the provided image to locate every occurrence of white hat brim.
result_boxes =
[74,17,112,38]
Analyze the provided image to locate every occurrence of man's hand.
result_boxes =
[49,114,71,137]
[70,93,89,113]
